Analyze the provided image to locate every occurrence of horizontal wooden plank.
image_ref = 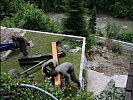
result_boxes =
[18,52,65,62]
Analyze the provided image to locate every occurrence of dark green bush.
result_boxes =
[96,41,104,47]
[1,2,60,33]
[86,34,96,52]
[0,72,93,100]
[0,0,24,21]
[117,30,133,43]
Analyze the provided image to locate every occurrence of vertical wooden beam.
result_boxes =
[52,42,61,86]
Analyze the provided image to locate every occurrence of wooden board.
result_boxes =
[125,92,132,100]
[52,42,61,86]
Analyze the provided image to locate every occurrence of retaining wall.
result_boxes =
[95,36,133,54]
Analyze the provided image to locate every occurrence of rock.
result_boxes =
[29,74,34,78]
[102,46,108,53]
[103,53,110,59]
[62,45,70,52]
[69,47,81,53]
[37,83,43,88]
[87,61,100,70]
[8,68,17,76]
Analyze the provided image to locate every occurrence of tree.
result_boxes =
[63,0,88,37]
[88,6,96,34]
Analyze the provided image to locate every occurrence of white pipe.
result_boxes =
[20,84,58,100]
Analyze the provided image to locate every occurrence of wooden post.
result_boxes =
[52,42,61,86]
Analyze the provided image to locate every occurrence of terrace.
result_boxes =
[1,27,86,90]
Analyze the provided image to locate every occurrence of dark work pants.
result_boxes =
[68,69,81,89]
[19,43,28,56]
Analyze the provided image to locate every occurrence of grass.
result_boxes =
[1,32,81,87]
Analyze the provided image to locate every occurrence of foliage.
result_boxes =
[95,79,125,100]
[24,0,65,12]
[105,21,121,39]
[96,41,104,47]
[63,0,88,37]
[62,39,82,49]
[111,42,122,54]
[97,21,133,43]
[1,0,60,33]
[117,30,133,43]
[82,69,87,78]
[0,0,24,21]
[111,2,129,17]
[86,34,96,52]
[104,39,122,54]
[0,72,93,100]
[23,0,133,20]
[88,6,97,34]
[96,28,104,37]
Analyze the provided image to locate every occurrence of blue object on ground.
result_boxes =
[0,41,19,52]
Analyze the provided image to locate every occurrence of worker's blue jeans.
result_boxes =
[0,41,19,52]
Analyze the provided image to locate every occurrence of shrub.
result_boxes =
[96,28,104,37]
[63,0,88,36]
[105,21,121,39]
[103,38,122,54]
[96,41,104,47]
[1,2,60,33]
[111,42,122,54]
[0,0,24,21]
[117,30,133,43]
[0,72,93,99]
[86,34,96,52]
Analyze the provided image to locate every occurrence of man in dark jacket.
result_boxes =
[41,59,57,83]
[11,34,29,56]
[51,62,81,89]
[41,59,57,77]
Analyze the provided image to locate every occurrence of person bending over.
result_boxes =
[41,59,57,83]
[11,34,30,56]
[51,62,81,89]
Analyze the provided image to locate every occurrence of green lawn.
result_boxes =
[1,32,81,86]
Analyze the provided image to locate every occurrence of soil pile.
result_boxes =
[87,46,130,76]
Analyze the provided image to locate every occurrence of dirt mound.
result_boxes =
[87,46,130,76]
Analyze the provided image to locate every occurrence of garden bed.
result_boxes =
[1,31,82,88]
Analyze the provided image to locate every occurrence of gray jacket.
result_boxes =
[55,62,74,77]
